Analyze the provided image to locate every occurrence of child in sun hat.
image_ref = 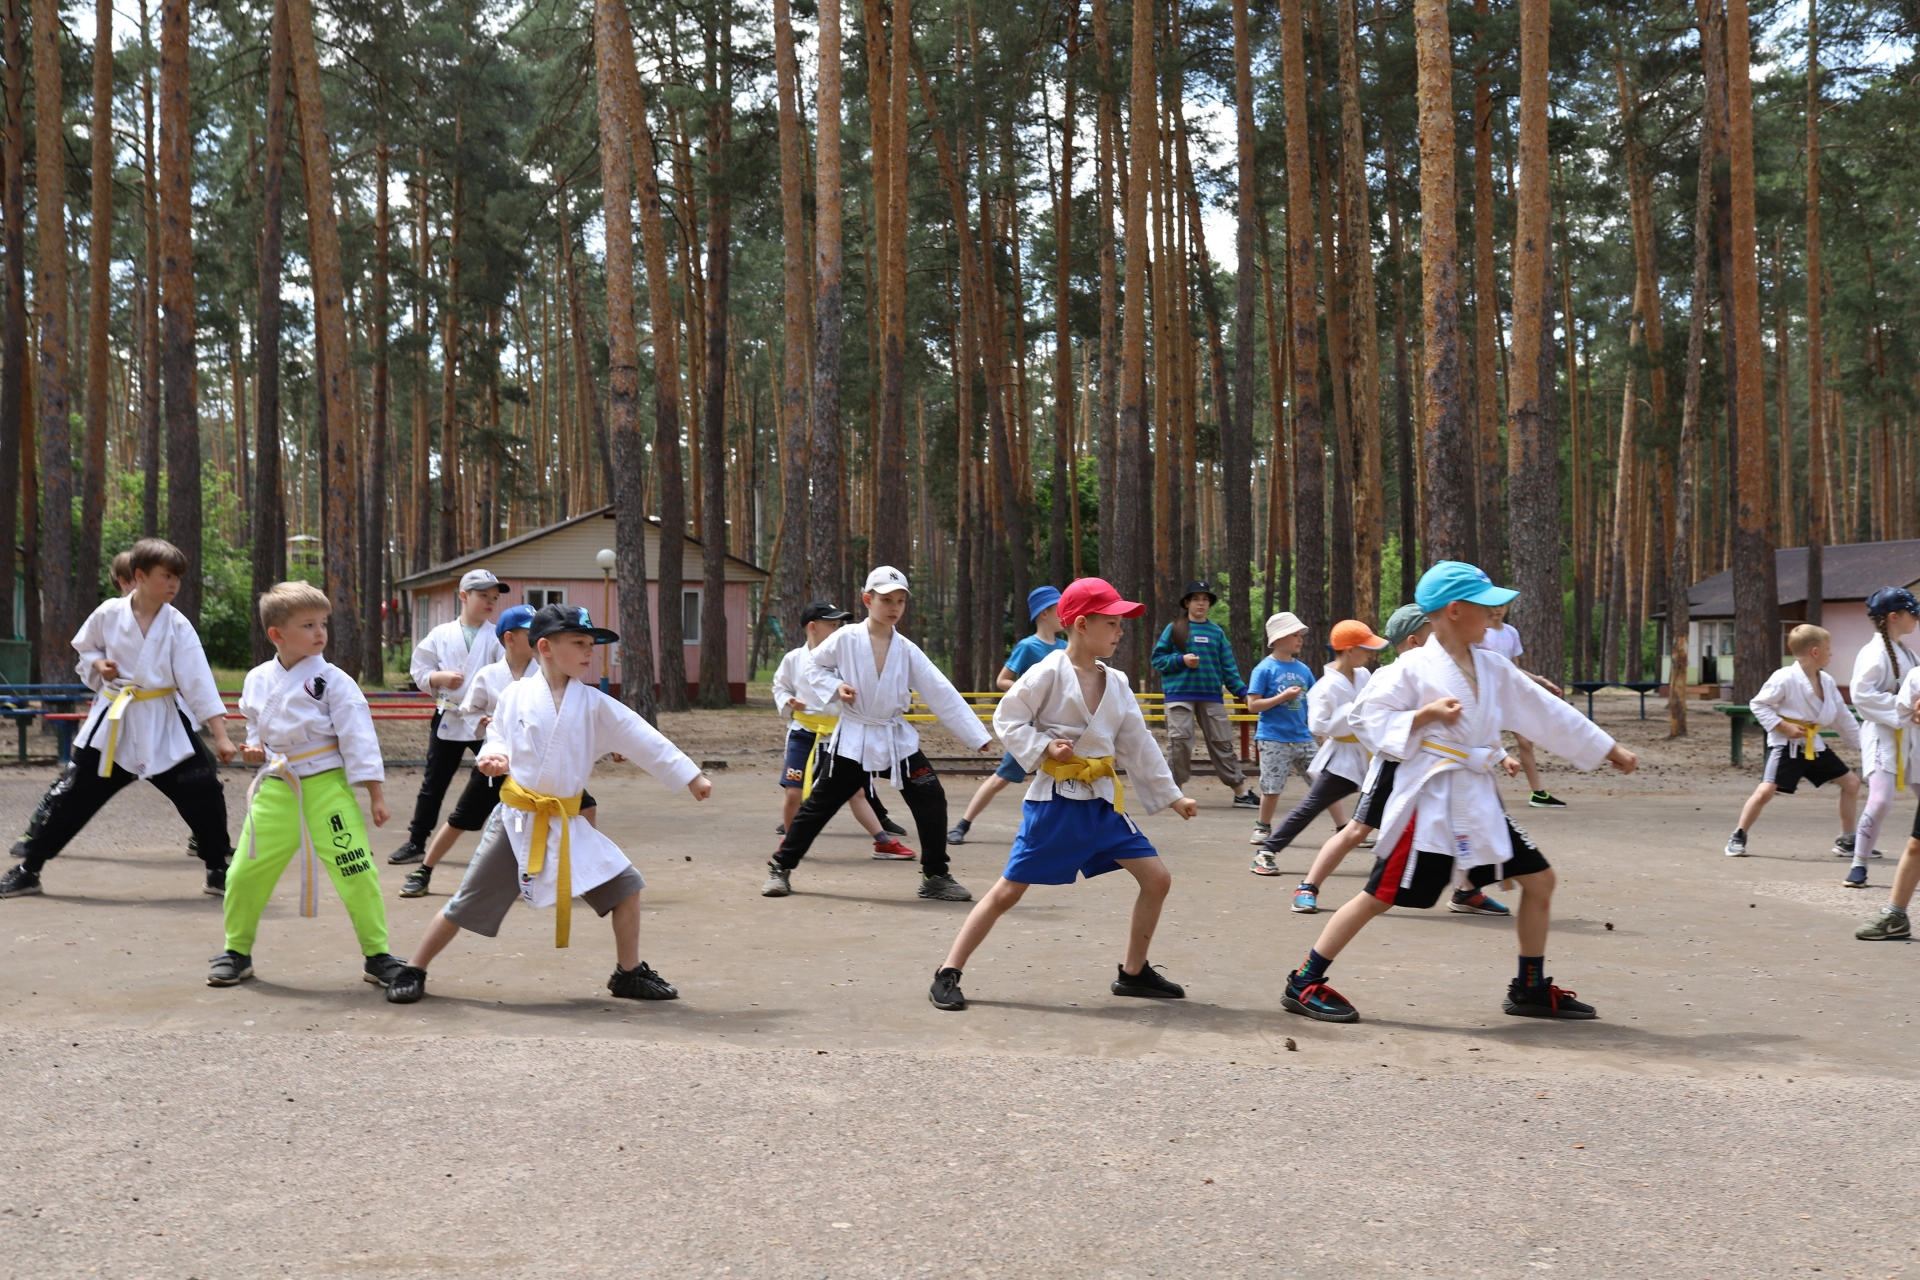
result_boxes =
[1243,611,1321,843]
[1151,580,1257,806]
[929,577,1198,1011]
[1248,618,1384,877]
[948,585,1068,846]
[1281,562,1637,1025]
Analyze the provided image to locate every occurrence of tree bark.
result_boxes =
[439,124,463,564]
[697,24,732,709]
[0,0,27,643]
[1092,0,1118,586]
[411,163,431,573]
[139,0,160,539]
[365,129,391,679]
[1804,3,1823,625]
[1470,0,1501,576]
[33,0,76,652]
[249,0,290,663]
[812,0,848,604]
[772,0,812,642]
[1050,8,1079,590]
[1336,0,1381,624]
[1280,0,1326,642]
[1667,78,1715,736]
[1225,0,1257,669]
[1112,0,1155,644]
[159,0,204,621]
[79,0,113,605]
[870,0,910,574]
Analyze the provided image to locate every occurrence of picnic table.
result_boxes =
[1567,680,1664,721]
[0,684,94,763]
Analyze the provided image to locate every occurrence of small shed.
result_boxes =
[395,507,769,704]
[1678,539,1920,694]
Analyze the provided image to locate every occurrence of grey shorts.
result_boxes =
[442,818,645,938]
[1257,740,1316,795]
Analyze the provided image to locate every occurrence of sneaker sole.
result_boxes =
[1502,999,1598,1020]
[387,987,425,1004]
[1724,849,1748,857]
[945,835,968,845]
[398,887,429,898]
[203,884,225,897]
[1449,902,1509,915]
[1856,929,1912,942]
[388,854,424,865]
[1248,832,1272,845]
[1291,902,1318,914]
[610,987,679,1001]
[1250,864,1281,876]
[1842,879,1869,888]
[929,992,966,1011]
[363,972,394,988]
[917,888,973,902]
[206,969,253,987]
[871,850,917,860]
[1112,984,1185,999]
[1281,992,1357,1023]
[0,884,43,898]
[761,885,792,898]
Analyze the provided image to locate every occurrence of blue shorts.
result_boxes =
[781,728,821,788]
[1002,798,1158,886]
[994,751,1029,784]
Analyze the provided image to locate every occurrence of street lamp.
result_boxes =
[596,548,617,693]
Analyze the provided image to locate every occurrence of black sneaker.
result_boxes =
[207,950,253,986]
[188,835,200,858]
[388,841,426,865]
[399,865,433,898]
[773,823,785,835]
[8,840,25,860]
[929,966,966,1010]
[1112,962,1186,999]
[1231,791,1261,809]
[0,864,42,897]
[386,965,428,1003]
[880,815,908,836]
[1528,791,1567,808]
[203,865,226,896]
[1502,978,1597,1020]
[946,818,971,845]
[1281,970,1359,1022]
[363,953,408,987]
[917,873,972,901]
[608,961,679,1000]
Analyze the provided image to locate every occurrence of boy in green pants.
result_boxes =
[210,581,405,988]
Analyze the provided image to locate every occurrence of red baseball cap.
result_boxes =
[1057,577,1145,626]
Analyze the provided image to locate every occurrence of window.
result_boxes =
[525,587,567,610]
[681,589,701,644]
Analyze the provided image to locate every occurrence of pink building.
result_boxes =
[395,506,768,704]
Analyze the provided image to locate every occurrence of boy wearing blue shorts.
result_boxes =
[947,586,1067,846]
[929,578,1198,1011]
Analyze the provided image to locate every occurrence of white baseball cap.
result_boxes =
[862,565,911,596]
[459,568,507,593]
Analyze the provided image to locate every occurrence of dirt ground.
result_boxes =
[1,693,1916,1277]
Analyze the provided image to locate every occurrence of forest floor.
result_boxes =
[0,693,1914,1277]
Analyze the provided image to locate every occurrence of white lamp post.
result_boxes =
[596,548,617,692]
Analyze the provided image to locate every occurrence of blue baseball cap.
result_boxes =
[1028,585,1062,621]
[494,604,535,639]
[1414,561,1518,614]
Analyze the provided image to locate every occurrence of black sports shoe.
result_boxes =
[388,841,426,865]
[188,835,200,858]
[203,865,226,896]
[1231,791,1261,809]
[1528,791,1568,808]
[363,953,408,987]
[1112,962,1186,999]
[386,965,428,1003]
[880,815,908,836]
[773,823,786,835]
[929,967,966,1010]
[917,873,972,901]
[399,865,433,898]
[1502,978,1597,1020]
[946,818,971,845]
[207,950,253,986]
[608,961,679,1000]
[1281,970,1359,1022]
[8,840,25,860]
[0,864,42,897]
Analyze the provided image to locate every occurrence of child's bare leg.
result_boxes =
[1890,838,1920,911]
[1838,771,1861,833]
[420,821,461,869]
[1258,792,1281,824]
[850,790,884,837]
[1305,822,1371,887]
[942,877,1030,970]
[1516,736,1545,792]
[1736,782,1777,832]
[610,890,642,970]
[781,786,803,829]
[1308,890,1394,962]
[961,775,1012,824]
[1329,800,1350,829]
[1512,866,1555,956]
[1115,856,1172,973]
[405,910,464,970]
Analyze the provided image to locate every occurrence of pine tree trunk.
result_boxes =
[1280,0,1326,643]
[1471,0,1502,576]
[1336,0,1381,624]
[1092,0,1118,584]
[812,0,848,604]
[78,0,113,606]
[159,0,206,620]
[249,0,290,663]
[0,0,27,645]
[773,0,812,641]
[1668,96,1714,735]
[365,129,390,680]
[697,27,733,710]
[139,2,160,540]
[439,134,463,564]
[33,0,76,652]
[411,163,431,574]
[1804,3,1823,625]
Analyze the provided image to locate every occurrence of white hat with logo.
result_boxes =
[862,565,911,596]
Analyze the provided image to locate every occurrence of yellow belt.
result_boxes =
[244,740,341,919]
[100,685,177,777]
[1040,754,1124,814]
[1780,718,1821,761]
[1334,735,1361,743]
[500,776,584,948]
[792,710,838,800]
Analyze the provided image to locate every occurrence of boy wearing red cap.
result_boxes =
[929,578,1199,1011]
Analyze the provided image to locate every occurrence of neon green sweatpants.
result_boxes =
[223,766,390,957]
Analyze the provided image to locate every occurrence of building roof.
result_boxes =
[395,506,768,591]
[1684,540,1920,619]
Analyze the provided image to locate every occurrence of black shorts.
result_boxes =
[444,767,596,831]
[1761,744,1851,795]
[1365,817,1551,909]
[781,728,820,789]
[1353,759,1399,830]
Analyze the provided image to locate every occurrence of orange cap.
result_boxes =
[1329,619,1389,651]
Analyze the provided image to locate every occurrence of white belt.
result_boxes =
[1420,740,1503,774]
[827,709,913,787]
[244,738,341,919]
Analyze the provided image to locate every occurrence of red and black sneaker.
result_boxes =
[871,836,917,860]
[1502,978,1597,1019]
[1281,970,1359,1023]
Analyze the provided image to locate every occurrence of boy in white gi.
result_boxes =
[1857,658,1920,940]
[1724,624,1861,859]
[1281,562,1637,1024]
[770,599,910,857]
[1837,588,1918,887]
[209,582,405,987]
[386,604,711,1004]
[761,565,994,902]
[1,539,238,900]
[390,568,507,864]
[930,578,1198,1010]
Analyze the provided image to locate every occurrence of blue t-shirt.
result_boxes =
[1247,657,1315,742]
[1005,634,1068,678]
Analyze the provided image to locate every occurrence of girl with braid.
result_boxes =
[1840,588,1920,888]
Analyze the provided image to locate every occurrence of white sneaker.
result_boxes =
[1724,830,1748,857]
[1248,823,1272,846]
[1832,834,1857,858]
[1359,832,1379,849]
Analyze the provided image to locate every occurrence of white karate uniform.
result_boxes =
[1306,665,1372,786]
[994,649,1181,816]
[411,620,505,741]
[71,597,226,779]
[800,622,992,783]
[1351,642,1615,873]
[1749,664,1860,756]
[458,658,535,724]
[772,644,841,729]
[238,655,383,784]
[479,676,702,909]
[1849,641,1917,780]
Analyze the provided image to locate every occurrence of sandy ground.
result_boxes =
[2,694,1917,1277]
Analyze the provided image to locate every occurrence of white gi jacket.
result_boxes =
[993,649,1181,816]
[800,622,992,782]
[1307,665,1372,785]
[71,597,226,779]
[1849,640,1917,781]
[480,676,702,909]
[410,620,505,741]
[458,658,534,724]
[1351,642,1615,872]
[238,655,383,784]
[771,644,841,730]
[1749,664,1860,755]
